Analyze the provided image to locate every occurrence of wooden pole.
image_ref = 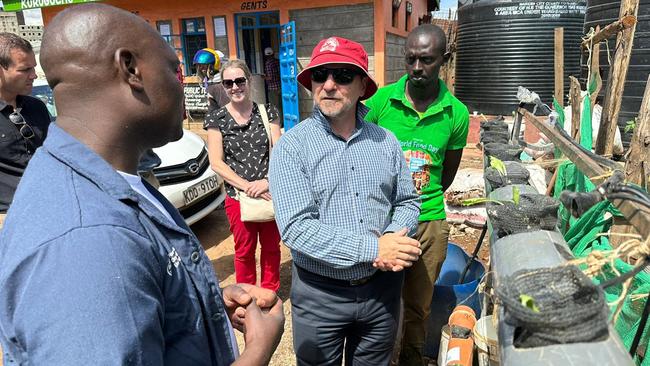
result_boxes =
[581,15,637,49]
[569,76,582,139]
[624,75,650,187]
[448,49,456,94]
[589,26,602,108]
[555,27,564,108]
[595,0,640,156]
[611,76,650,248]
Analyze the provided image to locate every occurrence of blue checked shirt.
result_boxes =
[269,103,420,281]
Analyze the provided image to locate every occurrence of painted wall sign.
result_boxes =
[240,0,268,11]
[183,83,208,112]
[3,0,99,11]
[493,1,584,18]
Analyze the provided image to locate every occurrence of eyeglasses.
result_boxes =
[222,77,247,89]
[310,67,361,85]
[9,110,35,140]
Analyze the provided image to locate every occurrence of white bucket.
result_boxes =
[473,315,500,366]
[437,325,451,366]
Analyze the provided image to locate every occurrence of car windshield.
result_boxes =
[31,81,57,121]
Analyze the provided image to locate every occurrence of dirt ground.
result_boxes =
[0,132,487,366]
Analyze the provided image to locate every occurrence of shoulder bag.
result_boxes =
[237,104,275,222]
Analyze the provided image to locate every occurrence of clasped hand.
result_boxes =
[373,228,421,272]
[245,179,271,200]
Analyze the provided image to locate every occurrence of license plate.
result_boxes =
[183,175,219,205]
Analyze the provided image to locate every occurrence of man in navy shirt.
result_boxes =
[0,33,51,223]
[0,4,283,365]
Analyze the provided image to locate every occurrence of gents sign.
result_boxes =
[240,0,268,10]
[3,0,99,11]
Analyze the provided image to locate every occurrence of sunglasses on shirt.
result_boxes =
[310,67,361,85]
[9,110,35,140]
[222,77,247,89]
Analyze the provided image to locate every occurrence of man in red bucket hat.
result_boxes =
[269,36,422,365]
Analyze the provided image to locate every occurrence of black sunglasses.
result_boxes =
[9,110,35,140]
[310,67,361,85]
[222,77,247,89]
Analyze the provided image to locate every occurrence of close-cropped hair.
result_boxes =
[0,33,33,69]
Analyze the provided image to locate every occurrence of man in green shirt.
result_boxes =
[365,24,469,366]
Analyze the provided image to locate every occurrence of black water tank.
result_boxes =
[455,0,586,115]
[584,0,649,146]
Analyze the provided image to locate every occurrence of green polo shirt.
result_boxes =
[365,75,469,221]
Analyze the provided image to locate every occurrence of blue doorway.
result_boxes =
[234,12,280,75]
[181,17,207,76]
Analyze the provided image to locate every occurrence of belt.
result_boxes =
[349,274,377,286]
[295,265,380,287]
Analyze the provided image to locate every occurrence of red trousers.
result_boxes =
[224,196,281,292]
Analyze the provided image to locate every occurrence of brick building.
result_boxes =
[0,11,24,34]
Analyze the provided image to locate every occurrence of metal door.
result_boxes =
[279,21,299,130]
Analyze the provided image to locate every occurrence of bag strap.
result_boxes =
[258,103,273,150]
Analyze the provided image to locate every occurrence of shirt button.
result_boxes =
[359,219,364,223]
[355,192,359,197]
[351,166,355,171]
[190,251,200,263]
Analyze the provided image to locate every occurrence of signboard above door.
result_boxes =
[3,0,100,11]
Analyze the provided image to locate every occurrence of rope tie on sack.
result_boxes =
[570,234,650,324]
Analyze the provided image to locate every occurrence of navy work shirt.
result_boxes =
[0,95,51,212]
[0,124,236,365]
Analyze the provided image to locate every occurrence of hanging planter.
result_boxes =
[487,193,559,238]
[484,161,530,190]
[484,142,524,162]
[496,265,609,348]
[480,119,511,145]
[481,130,510,145]
[480,119,509,132]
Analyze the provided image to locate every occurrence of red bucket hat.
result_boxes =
[297,36,378,100]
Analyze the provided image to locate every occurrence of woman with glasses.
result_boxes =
[204,59,282,292]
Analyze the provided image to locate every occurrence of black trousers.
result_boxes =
[291,265,404,366]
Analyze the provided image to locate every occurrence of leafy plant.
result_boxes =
[512,185,520,205]
[624,118,637,134]
[520,294,540,313]
[490,157,507,176]
[461,197,505,206]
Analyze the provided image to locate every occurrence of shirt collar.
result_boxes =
[42,124,189,232]
[389,75,452,117]
[0,95,26,112]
